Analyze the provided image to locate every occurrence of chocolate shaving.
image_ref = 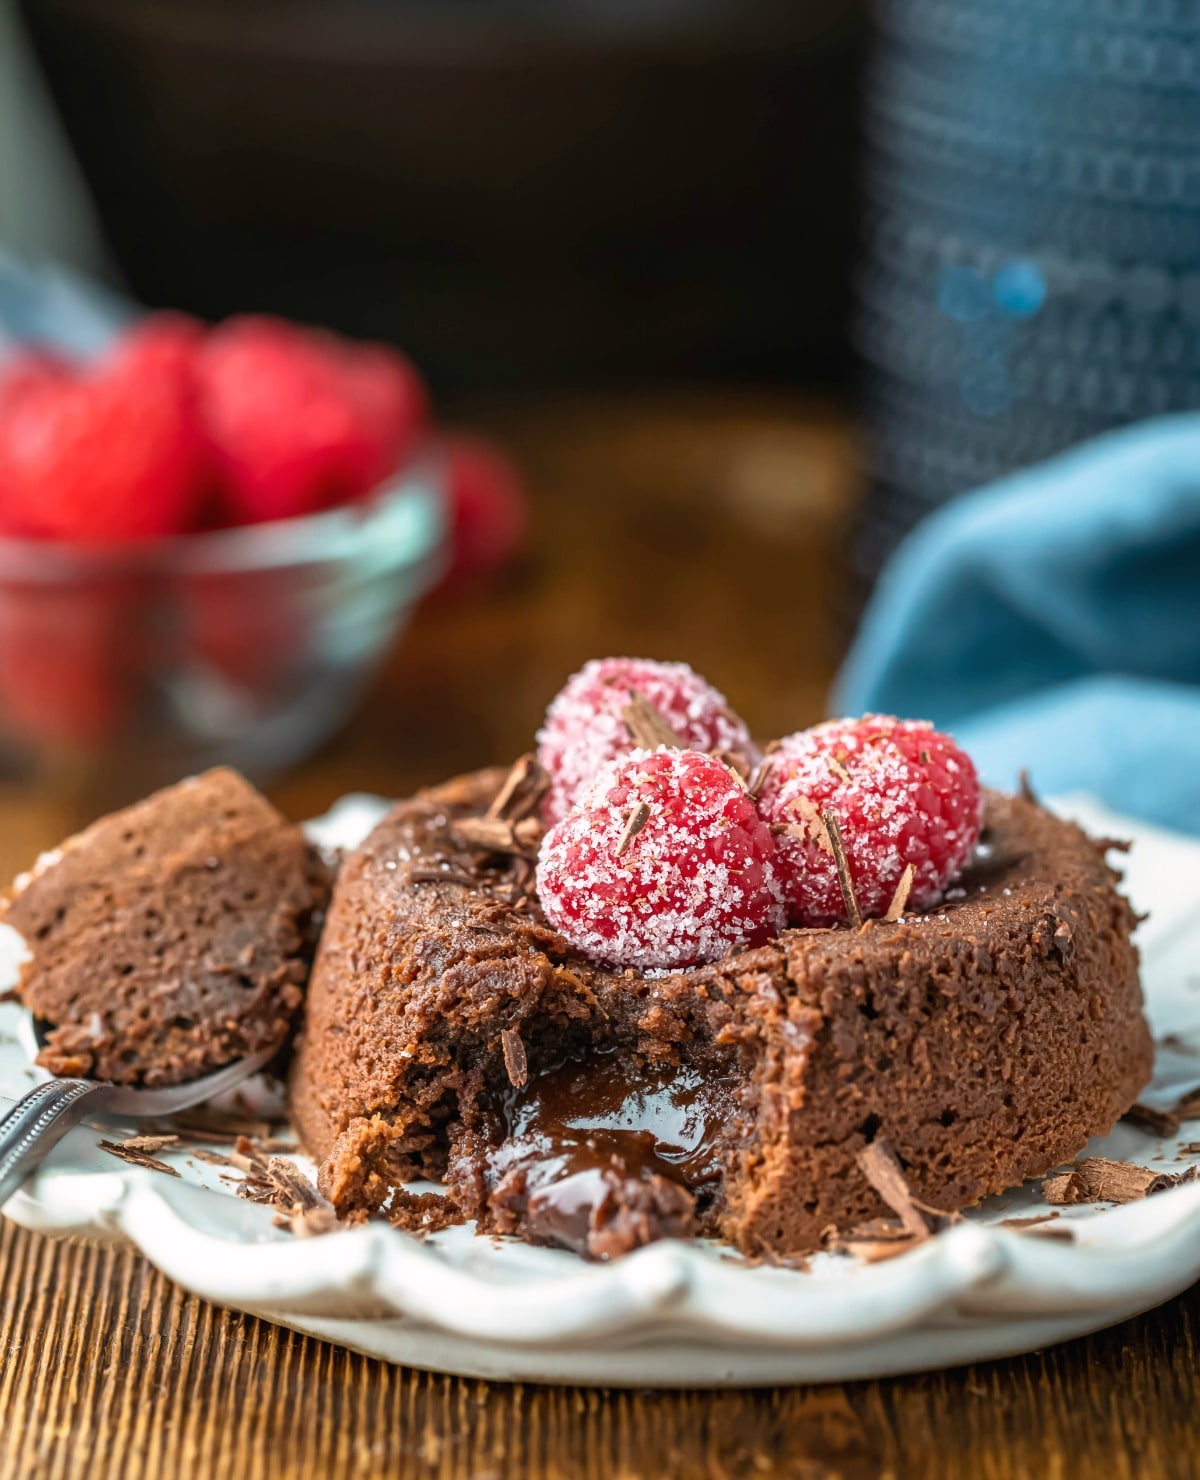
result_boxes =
[189,1147,234,1168]
[747,758,772,800]
[829,754,852,784]
[230,1138,328,1221]
[97,1140,182,1178]
[1018,769,1038,804]
[771,796,834,862]
[500,1027,528,1089]
[1015,1223,1075,1242]
[714,749,752,783]
[883,864,915,923]
[230,1136,270,1178]
[1175,1087,1200,1120]
[235,1177,276,1206]
[823,810,862,930]
[485,753,549,823]
[274,1207,340,1239]
[1042,1156,1199,1205]
[622,692,684,750]
[1123,1102,1182,1137]
[616,801,651,857]
[410,867,479,889]
[162,1106,275,1142]
[828,1230,923,1264]
[1000,1213,1077,1237]
[117,1134,180,1153]
[1181,1143,1200,1155]
[253,1135,299,1155]
[265,1157,324,1212]
[856,1139,931,1237]
[452,816,542,858]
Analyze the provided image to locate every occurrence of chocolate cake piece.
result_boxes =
[289,767,1152,1259]
[2,768,331,1087]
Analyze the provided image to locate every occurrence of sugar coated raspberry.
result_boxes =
[536,748,784,971]
[755,715,983,926]
[536,657,757,823]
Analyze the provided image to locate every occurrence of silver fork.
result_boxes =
[0,1016,282,1208]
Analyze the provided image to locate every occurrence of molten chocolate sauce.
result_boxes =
[486,1055,736,1258]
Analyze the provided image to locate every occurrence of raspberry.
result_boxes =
[0,581,134,746]
[0,350,204,542]
[755,715,983,926]
[437,434,530,590]
[0,349,72,415]
[196,316,427,525]
[537,657,758,823]
[536,748,785,971]
[338,341,427,492]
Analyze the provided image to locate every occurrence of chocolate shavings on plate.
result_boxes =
[998,1213,1075,1241]
[189,1146,235,1168]
[97,1139,182,1178]
[1123,1102,1183,1137]
[158,1106,276,1143]
[1042,1157,1199,1205]
[226,1135,338,1236]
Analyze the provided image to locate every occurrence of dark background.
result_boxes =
[20,0,866,398]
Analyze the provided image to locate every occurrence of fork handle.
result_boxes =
[0,1079,113,1210]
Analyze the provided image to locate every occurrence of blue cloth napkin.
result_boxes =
[835,415,1200,834]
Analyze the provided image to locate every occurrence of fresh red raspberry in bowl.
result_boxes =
[536,657,758,824]
[0,346,205,542]
[755,715,983,927]
[536,747,785,971]
[195,315,426,526]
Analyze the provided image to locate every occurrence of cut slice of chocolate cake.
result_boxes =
[288,765,1152,1260]
[2,768,331,1087]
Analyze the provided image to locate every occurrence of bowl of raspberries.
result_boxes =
[0,312,528,785]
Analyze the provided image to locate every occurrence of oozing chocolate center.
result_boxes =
[483,1055,736,1258]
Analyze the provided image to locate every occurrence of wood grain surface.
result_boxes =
[1,393,1195,1478]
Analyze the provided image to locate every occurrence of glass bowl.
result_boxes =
[0,461,445,797]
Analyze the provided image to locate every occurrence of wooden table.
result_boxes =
[1,393,1196,1479]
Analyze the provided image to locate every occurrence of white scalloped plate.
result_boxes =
[4,793,1200,1387]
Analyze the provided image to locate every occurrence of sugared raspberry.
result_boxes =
[755,715,983,926]
[536,748,784,971]
[536,658,758,823]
